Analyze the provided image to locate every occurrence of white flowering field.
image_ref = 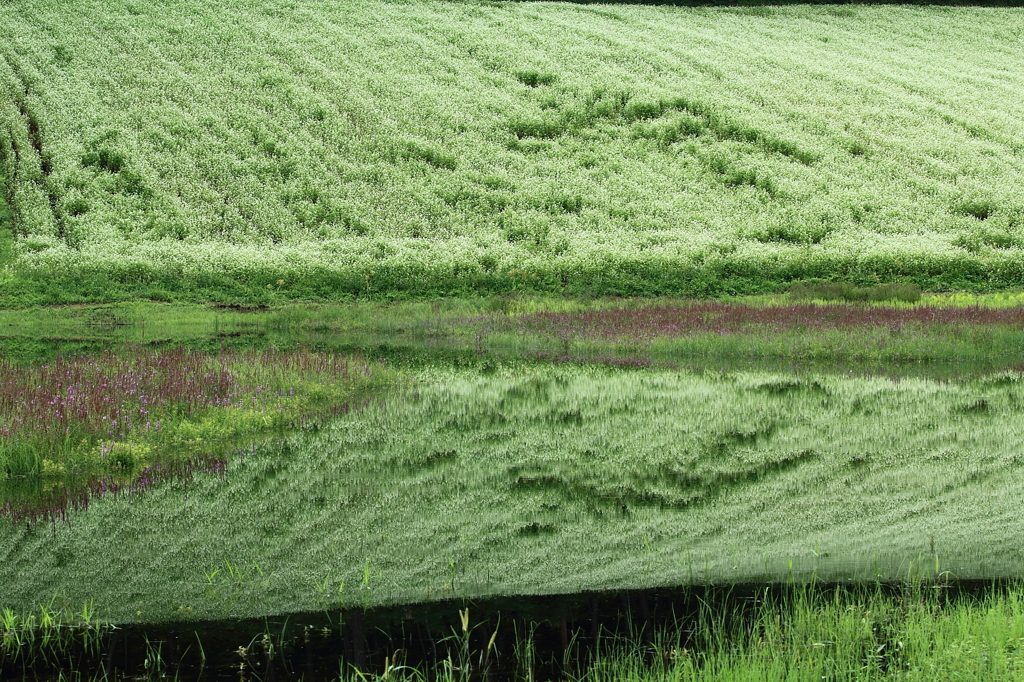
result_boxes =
[1,0,1023,303]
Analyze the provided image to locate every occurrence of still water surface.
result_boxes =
[2,359,1023,623]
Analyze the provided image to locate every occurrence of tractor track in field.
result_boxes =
[0,50,63,243]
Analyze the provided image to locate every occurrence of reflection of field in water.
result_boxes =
[0,453,228,524]
[2,364,1023,622]
[0,341,383,521]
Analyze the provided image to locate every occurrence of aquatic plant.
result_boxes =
[0,599,110,673]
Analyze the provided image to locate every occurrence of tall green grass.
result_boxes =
[577,584,1024,682]
[788,281,921,303]
[324,582,1024,682]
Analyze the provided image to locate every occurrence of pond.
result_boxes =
[2,301,1024,679]
[3,359,1024,623]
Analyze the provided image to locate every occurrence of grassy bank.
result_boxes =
[2,2,1024,304]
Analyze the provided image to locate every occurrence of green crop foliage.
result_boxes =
[4,364,1024,622]
[1,2,1024,304]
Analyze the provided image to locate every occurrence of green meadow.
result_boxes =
[2,1,1024,304]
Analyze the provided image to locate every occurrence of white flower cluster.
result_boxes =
[3,1,1024,293]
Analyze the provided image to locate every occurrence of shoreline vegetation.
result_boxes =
[4,287,1023,362]
[5,580,1024,680]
